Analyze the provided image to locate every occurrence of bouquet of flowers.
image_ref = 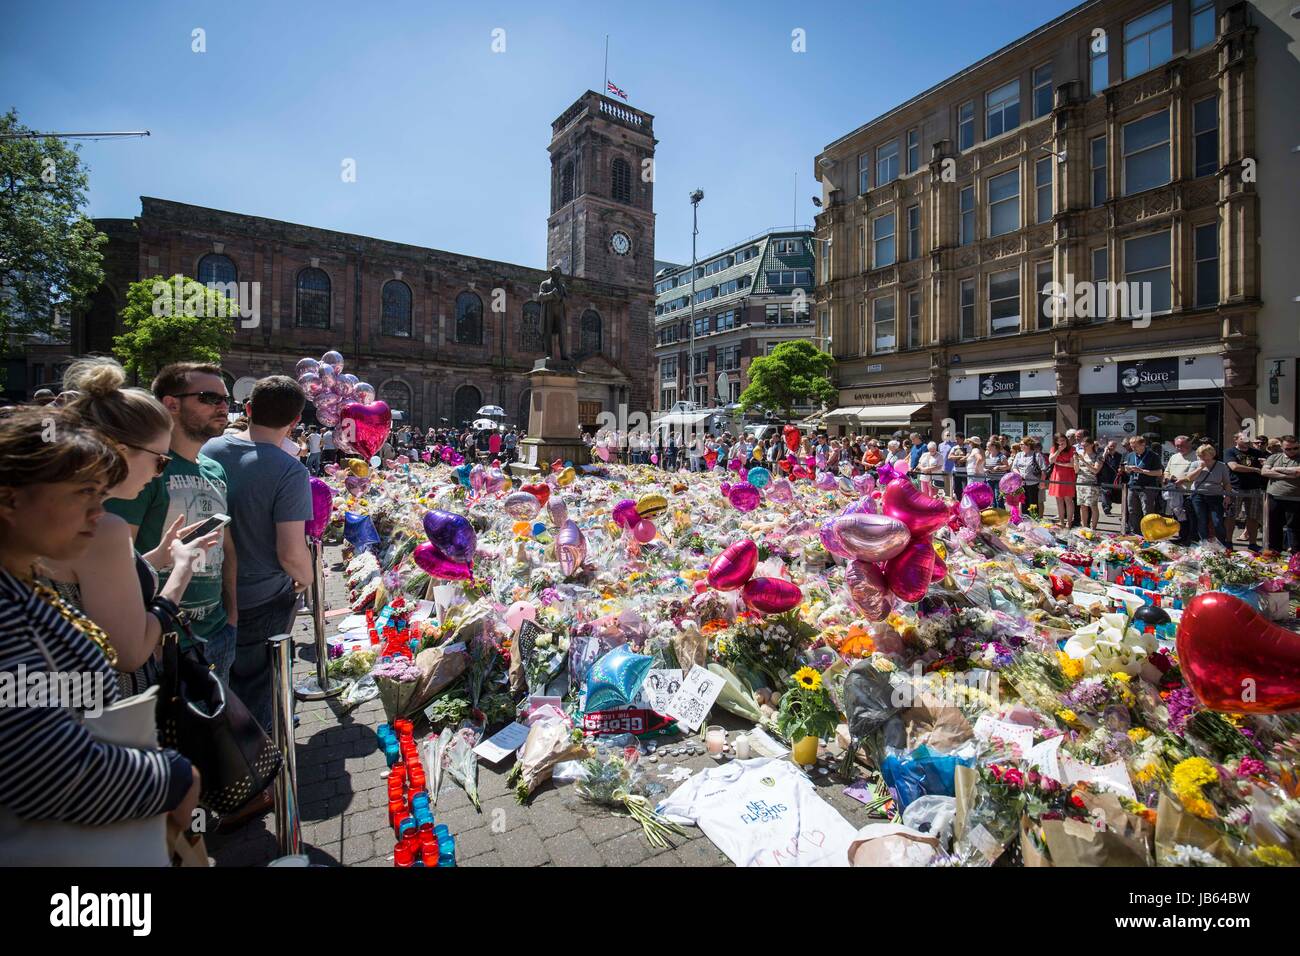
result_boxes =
[1200,551,1269,590]
[524,630,570,696]
[372,656,422,722]
[574,745,686,848]
[951,762,1028,866]
[714,610,813,691]
[439,725,482,811]
[774,667,841,744]
[507,717,588,804]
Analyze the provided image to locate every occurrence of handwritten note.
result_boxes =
[973,715,1036,757]
[1026,735,1064,780]
[636,668,682,713]
[664,665,726,732]
[472,722,531,764]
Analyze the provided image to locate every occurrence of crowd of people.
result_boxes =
[587,424,1300,554]
[0,359,316,860]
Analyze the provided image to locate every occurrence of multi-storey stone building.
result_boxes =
[814,0,1283,448]
[652,229,818,413]
[59,91,656,429]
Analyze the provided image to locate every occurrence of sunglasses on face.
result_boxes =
[120,441,173,476]
[169,391,230,407]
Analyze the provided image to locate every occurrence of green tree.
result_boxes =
[113,275,236,382]
[738,339,835,419]
[0,109,107,370]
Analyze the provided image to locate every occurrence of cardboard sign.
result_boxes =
[664,664,726,732]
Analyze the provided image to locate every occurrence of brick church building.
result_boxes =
[69,91,656,429]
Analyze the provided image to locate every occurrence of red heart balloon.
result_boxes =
[845,559,890,621]
[1176,592,1300,714]
[338,400,392,460]
[522,483,551,507]
[708,539,758,591]
[882,478,949,536]
[884,536,936,603]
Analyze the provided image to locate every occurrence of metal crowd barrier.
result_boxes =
[268,633,301,857]
[294,541,343,701]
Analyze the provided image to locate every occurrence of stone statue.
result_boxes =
[537,264,571,363]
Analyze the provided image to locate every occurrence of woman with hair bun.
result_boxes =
[0,406,201,863]
[40,357,220,694]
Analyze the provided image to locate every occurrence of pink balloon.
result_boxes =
[845,559,891,621]
[650,454,659,465]
[295,357,320,378]
[932,553,947,581]
[767,477,794,503]
[397,455,410,465]
[339,400,392,459]
[1009,501,1024,525]
[964,481,995,509]
[741,577,803,614]
[842,495,877,515]
[597,446,611,462]
[633,519,657,543]
[413,542,473,580]
[470,464,487,493]
[882,478,950,535]
[819,521,852,559]
[344,474,369,496]
[837,475,855,495]
[305,477,334,540]
[815,472,838,491]
[884,537,937,603]
[999,471,1024,495]
[730,458,746,475]
[728,482,761,512]
[708,539,759,591]
[612,499,641,529]
[320,350,344,374]
[504,601,536,633]
[548,498,568,528]
[852,474,876,495]
[323,463,340,477]
[557,520,587,577]
[298,371,323,397]
[484,468,508,495]
[831,513,911,563]
[958,495,981,532]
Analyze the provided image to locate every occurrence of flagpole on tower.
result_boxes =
[603,34,609,97]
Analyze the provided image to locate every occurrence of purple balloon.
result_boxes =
[767,477,795,503]
[999,471,1024,495]
[317,365,337,389]
[422,510,477,564]
[819,521,852,559]
[336,373,359,400]
[728,482,761,512]
[295,357,320,378]
[557,520,587,577]
[548,498,568,528]
[612,499,641,529]
[298,371,323,397]
[305,477,334,540]
[320,350,344,374]
[343,474,369,496]
[353,382,376,404]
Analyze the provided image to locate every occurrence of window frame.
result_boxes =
[872,295,897,354]
[1193,221,1219,308]
[1121,108,1171,197]
[906,204,921,260]
[294,267,332,330]
[988,267,1021,336]
[1191,0,1216,51]
[959,185,975,246]
[876,139,900,187]
[906,288,921,349]
[957,101,975,151]
[1090,135,1108,207]
[1089,43,1109,96]
[1193,96,1218,178]
[987,168,1020,238]
[1123,3,1174,81]
[906,127,920,174]
[1092,246,1110,320]
[959,277,977,341]
[1123,230,1173,317]
[1035,156,1053,224]
[985,79,1021,139]
[872,213,896,269]
[858,152,871,194]
[1032,63,1053,119]
[1035,260,1054,330]
[380,279,413,338]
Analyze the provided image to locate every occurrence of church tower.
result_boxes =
[546,92,656,290]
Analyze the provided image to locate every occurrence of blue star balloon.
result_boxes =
[343,512,381,552]
[583,644,653,713]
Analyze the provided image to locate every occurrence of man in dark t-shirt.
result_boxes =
[1123,435,1164,534]
[1224,431,1264,550]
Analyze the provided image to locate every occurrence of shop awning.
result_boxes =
[823,406,864,422]
[855,403,929,426]
[654,411,711,428]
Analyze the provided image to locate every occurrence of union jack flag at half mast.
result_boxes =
[606,80,628,101]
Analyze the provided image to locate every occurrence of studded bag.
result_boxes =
[155,624,282,817]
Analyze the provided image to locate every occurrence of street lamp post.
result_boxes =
[689,189,704,408]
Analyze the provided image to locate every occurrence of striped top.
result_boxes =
[0,568,192,826]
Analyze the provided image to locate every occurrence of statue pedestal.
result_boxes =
[510,360,589,479]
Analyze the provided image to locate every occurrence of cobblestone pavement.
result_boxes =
[205,545,884,868]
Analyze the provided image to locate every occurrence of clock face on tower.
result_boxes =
[610,231,631,256]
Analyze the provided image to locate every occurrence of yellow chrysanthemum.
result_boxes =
[1172,757,1218,793]
[1183,795,1217,819]
[1056,708,1079,724]
[1110,672,1132,684]
[1252,845,1297,867]
[1128,727,1152,743]
[793,667,822,691]
[1056,651,1085,681]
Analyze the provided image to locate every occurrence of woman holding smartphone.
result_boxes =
[39,359,220,694]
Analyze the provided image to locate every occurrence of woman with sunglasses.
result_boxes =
[39,359,220,695]
[0,406,201,864]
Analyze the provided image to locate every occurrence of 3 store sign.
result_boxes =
[1117,357,1178,393]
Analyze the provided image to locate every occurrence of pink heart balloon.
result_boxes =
[845,559,891,621]
[612,499,641,529]
[323,463,340,477]
[344,474,369,496]
[958,495,981,532]
[882,478,949,536]
[964,481,994,509]
[596,446,611,461]
[815,472,838,491]
[819,521,852,559]
[831,513,911,563]
[728,482,761,512]
[884,536,937,603]
[842,496,877,516]
[413,541,473,580]
[741,577,803,615]
[932,553,947,581]
[767,478,795,503]
[339,401,392,460]
[720,482,733,497]
[852,474,875,495]
[999,471,1024,495]
[708,539,759,591]
[632,519,657,543]
[557,520,587,577]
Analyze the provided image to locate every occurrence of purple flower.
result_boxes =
[1165,687,1198,735]
[1237,756,1268,777]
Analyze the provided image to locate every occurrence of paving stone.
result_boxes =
[461,850,504,867]
[577,810,642,845]
[494,826,550,867]
[436,802,489,835]
[595,830,666,867]
[343,806,390,838]
[451,824,498,861]
[543,828,600,866]
[527,799,582,840]
[340,832,376,865]
[479,795,531,833]
[672,836,730,866]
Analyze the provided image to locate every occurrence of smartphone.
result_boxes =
[180,513,231,544]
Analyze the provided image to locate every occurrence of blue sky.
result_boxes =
[2,0,1080,268]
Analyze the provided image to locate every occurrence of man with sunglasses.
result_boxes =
[106,363,238,683]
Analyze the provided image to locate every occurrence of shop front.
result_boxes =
[947,363,1056,443]
[1080,351,1225,457]
[834,381,933,438]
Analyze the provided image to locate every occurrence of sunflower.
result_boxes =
[793,666,822,691]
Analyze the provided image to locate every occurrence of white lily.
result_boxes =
[1064,612,1157,676]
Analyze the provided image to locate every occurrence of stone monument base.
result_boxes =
[506,359,590,480]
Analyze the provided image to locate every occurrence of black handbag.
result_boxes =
[155,628,283,817]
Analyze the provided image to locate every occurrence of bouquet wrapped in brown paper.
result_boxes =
[507,717,588,804]
[409,643,469,715]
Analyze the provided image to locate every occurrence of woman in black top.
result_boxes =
[0,407,199,856]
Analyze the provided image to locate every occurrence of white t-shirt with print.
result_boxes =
[657,758,855,867]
